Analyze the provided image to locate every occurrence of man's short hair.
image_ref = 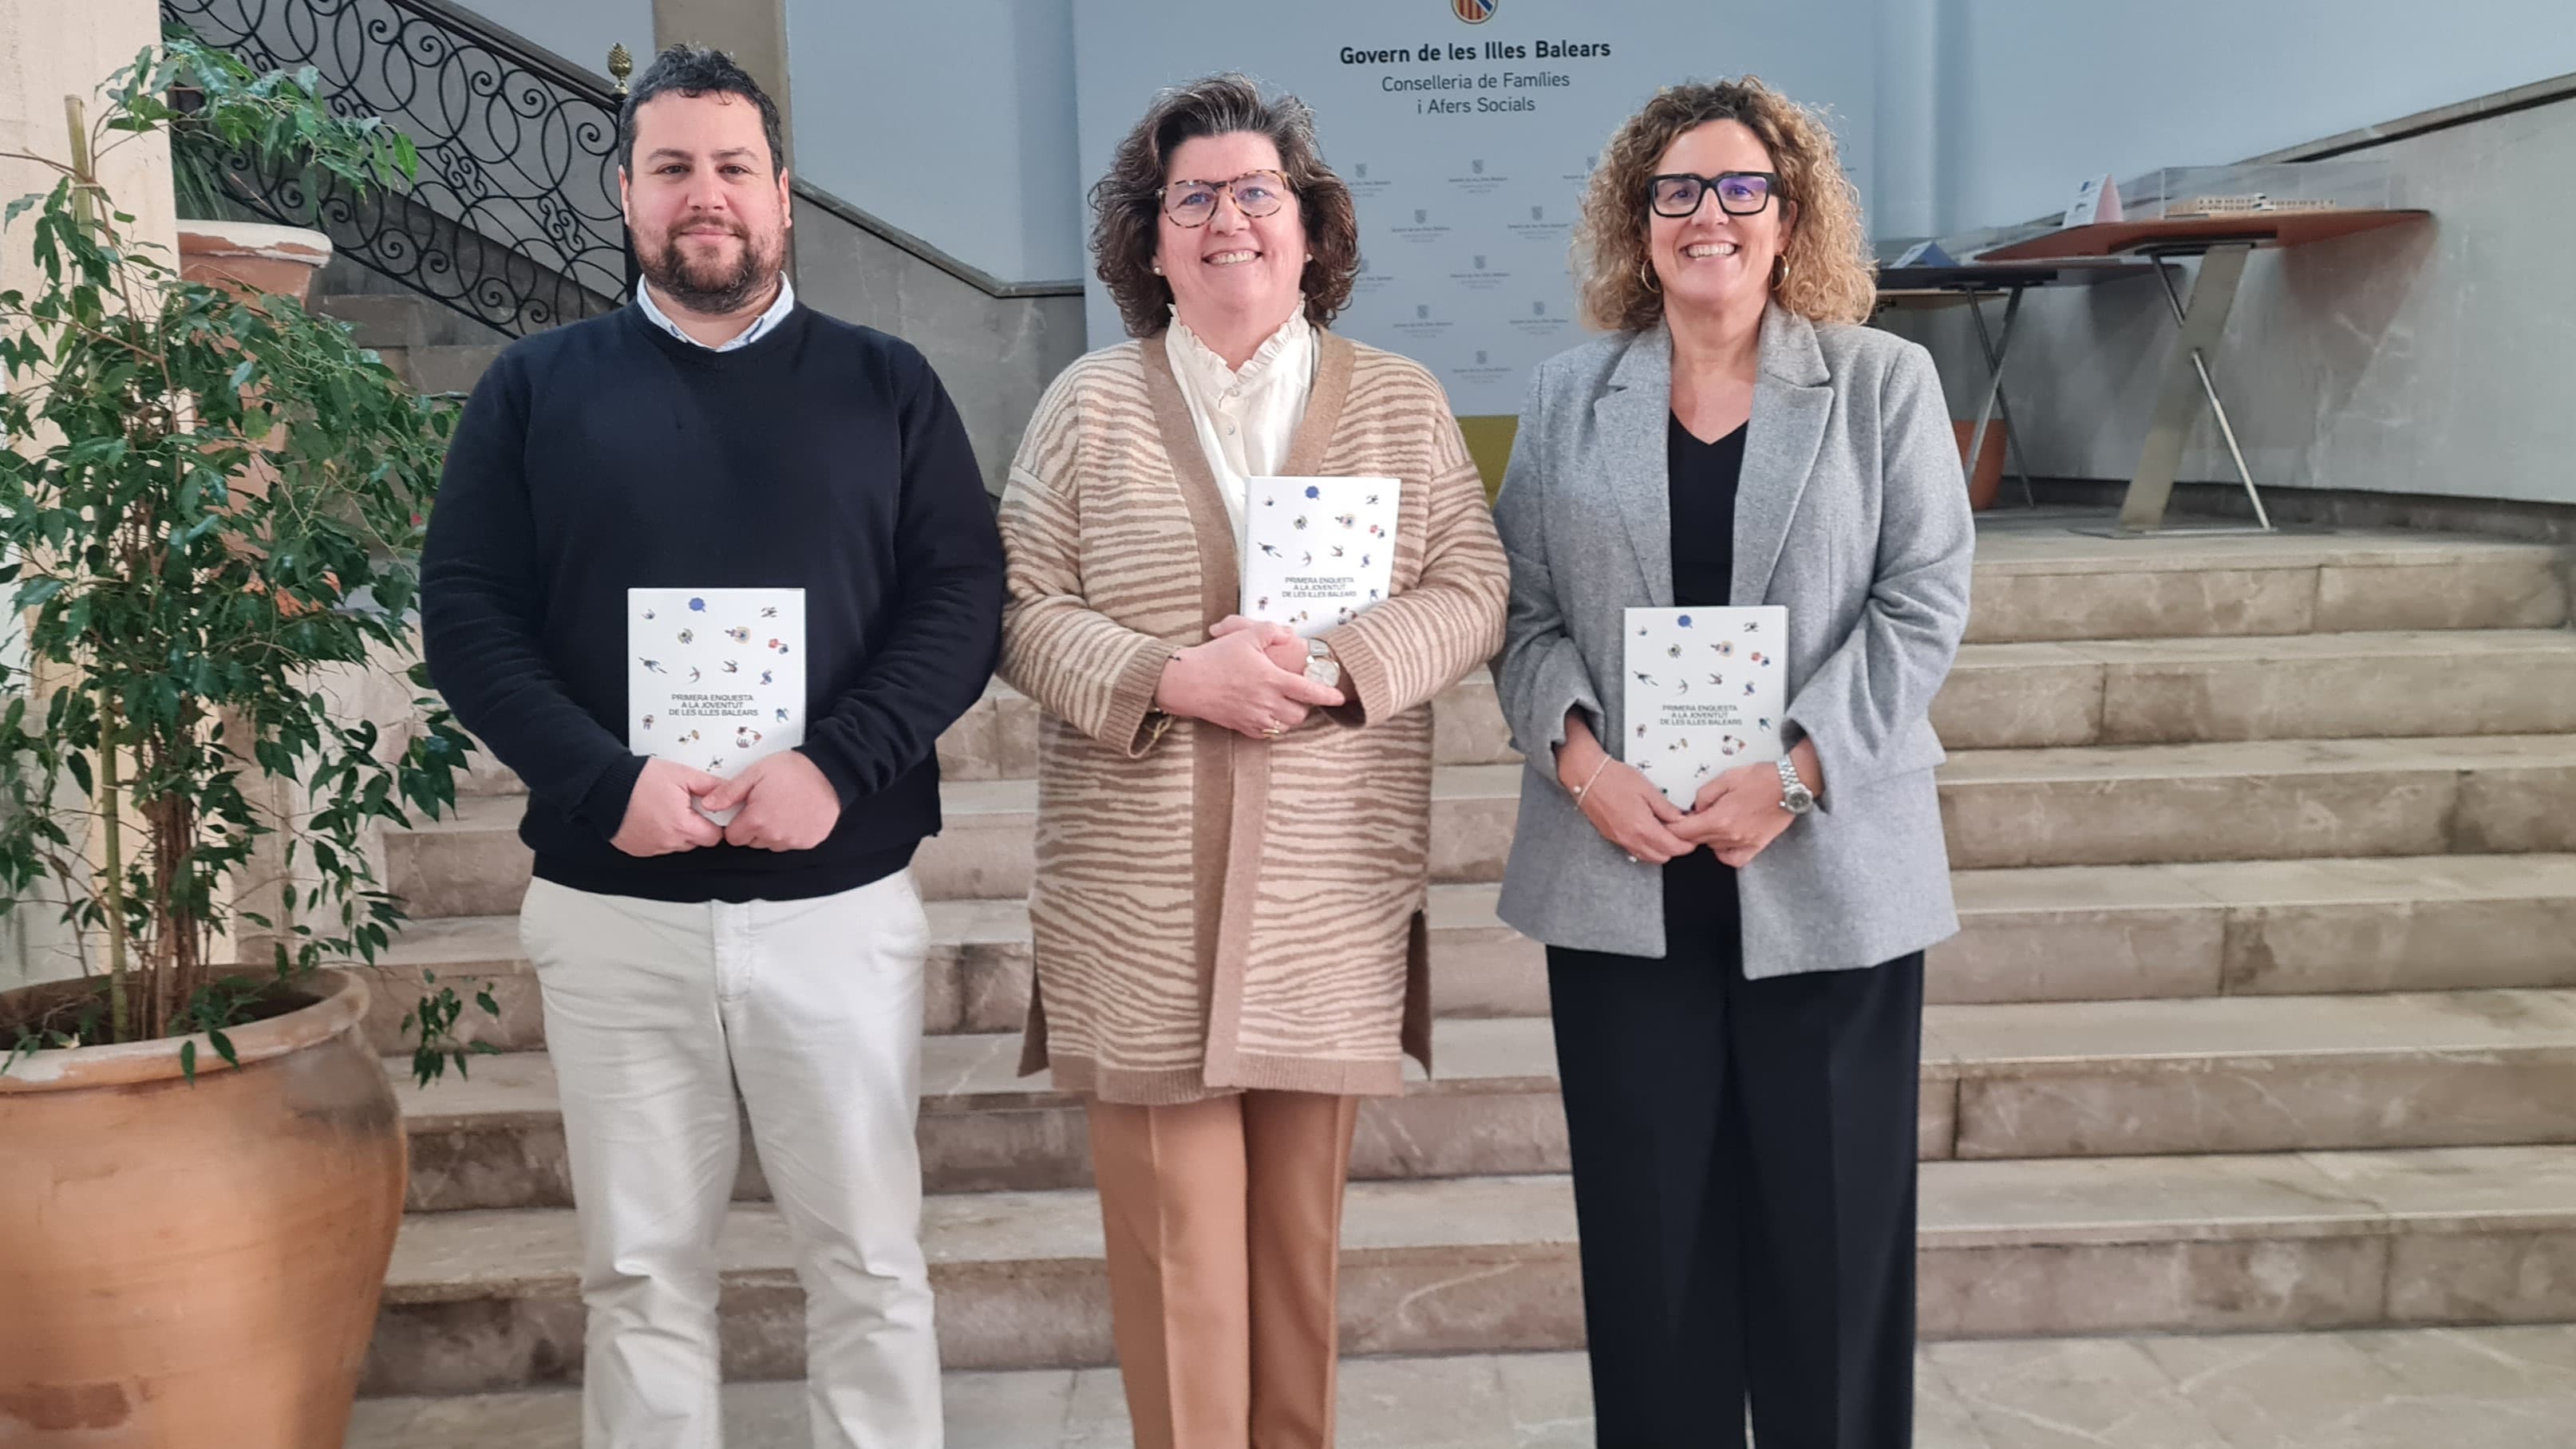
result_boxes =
[617,44,787,177]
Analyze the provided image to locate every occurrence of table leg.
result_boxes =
[2117,242,2270,534]
[1966,286,2040,508]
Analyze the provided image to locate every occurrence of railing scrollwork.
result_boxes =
[164,0,630,337]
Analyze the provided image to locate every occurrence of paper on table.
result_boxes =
[628,587,806,826]
[1239,476,1401,639]
[1622,605,1788,809]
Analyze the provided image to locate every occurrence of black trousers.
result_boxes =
[1547,850,1923,1448]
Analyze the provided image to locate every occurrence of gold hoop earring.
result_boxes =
[1772,255,1790,289]
[1638,259,1661,294]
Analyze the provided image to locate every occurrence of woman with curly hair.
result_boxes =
[994,73,1507,1449]
[1491,77,1974,1446]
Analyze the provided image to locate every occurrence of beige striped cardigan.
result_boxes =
[997,330,1509,1104]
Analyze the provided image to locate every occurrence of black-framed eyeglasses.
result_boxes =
[1164,170,1290,227]
[1649,171,1784,218]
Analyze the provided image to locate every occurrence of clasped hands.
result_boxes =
[1559,717,1811,869]
[1153,615,1343,740]
[612,752,842,857]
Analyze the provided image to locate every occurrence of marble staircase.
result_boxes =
[350,519,2576,1439]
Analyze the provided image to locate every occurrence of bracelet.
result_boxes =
[1569,754,1612,803]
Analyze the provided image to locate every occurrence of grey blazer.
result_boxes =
[1491,306,1975,976]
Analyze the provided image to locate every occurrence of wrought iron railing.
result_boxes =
[164,0,629,336]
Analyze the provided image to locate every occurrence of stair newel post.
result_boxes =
[610,43,640,303]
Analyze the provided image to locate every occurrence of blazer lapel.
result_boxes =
[1733,304,1831,607]
[1594,322,1675,608]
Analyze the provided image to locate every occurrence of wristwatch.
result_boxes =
[1776,756,1816,815]
[1303,638,1341,689]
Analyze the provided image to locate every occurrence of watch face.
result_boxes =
[1784,784,1815,813]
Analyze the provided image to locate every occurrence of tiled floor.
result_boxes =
[348,1323,2576,1447]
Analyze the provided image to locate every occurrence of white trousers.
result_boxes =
[518,871,942,1449]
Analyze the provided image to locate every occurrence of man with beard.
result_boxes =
[419,43,1002,1449]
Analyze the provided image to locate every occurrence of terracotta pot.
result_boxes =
[1951,418,2009,511]
[176,222,333,515]
[175,219,333,308]
[0,969,405,1447]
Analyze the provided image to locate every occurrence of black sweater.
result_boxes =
[420,302,1005,902]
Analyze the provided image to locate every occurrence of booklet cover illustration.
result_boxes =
[1622,605,1789,808]
[1239,476,1401,639]
[629,587,807,825]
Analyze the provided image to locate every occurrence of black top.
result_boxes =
[1669,413,1747,607]
[1664,412,1752,934]
[420,302,1006,902]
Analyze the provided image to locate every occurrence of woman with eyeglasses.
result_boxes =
[1491,78,1974,1446]
[994,73,1507,1449]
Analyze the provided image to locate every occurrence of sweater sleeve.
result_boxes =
[995,369,1181,756]
[420,352,646,834]
[1315,388,1510,726]
[794,347,1008,807]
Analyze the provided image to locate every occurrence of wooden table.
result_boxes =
[1975,209,2431,534]
[1875,259,2159,507]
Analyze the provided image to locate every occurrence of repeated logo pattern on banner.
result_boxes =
[1072,0,1875,417]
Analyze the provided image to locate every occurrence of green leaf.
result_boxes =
[179,1039,197,1084]
[209,1029,238,1069]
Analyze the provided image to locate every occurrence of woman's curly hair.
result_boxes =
[1089,73,1361,338]
[1574,77,1877,332]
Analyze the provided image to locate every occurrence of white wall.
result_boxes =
[465,0,650,77]
[785,0,1085,285]
[1931,0,2576,234]
[1887,87,2576,505]
[1069,0,1883,410]
[456,0,2576,295]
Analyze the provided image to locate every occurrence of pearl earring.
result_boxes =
[1152,263,1164,275]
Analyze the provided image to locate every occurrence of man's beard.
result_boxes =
[639,218,780,314]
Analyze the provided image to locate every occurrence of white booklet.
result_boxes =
[628,587,807,825]
[1622,605,1789,808]
[1239,476,1401,639]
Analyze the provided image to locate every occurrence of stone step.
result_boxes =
[1938,734,2576,871]
[1964,527,2567,643]
[1938,854,2576,1003]
[393,990,2576,1210]
[362,1143,2576,1393]
[317,291,505,351]
[379,1317,2576,1447]
[439,673,1523,800]
[383,737,2576,918]
[361,855,2576,1058]
[379,765,1530,918]
[345,1324,2576,1449]
[1934,630,2576,750]
[444,622,2576,799]
[361,882,1539,1054]
[375,342,508,397]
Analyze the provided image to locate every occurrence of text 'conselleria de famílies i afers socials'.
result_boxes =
[1341,35,1614,116]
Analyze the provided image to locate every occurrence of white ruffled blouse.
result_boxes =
[1164,306,1317,537]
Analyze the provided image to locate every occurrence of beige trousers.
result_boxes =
[1085,1089,1363,1449]
[517,871,939,1449]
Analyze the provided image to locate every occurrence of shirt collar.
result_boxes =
[1167,304,1310,391]
[636,271,798,352]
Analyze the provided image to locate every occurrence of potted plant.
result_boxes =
[0,45,481,1447]
[160,31,413,306]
